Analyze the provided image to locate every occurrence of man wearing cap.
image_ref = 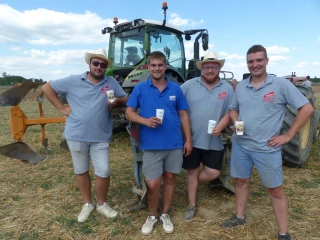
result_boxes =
[42,48,128,223]
[220,45,314,240]
[180,51,234,221]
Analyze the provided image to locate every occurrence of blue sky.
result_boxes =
[0,0,319,81]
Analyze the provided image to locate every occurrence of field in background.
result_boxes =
[0,85,319,239]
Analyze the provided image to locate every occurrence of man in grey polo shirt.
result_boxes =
[42,48,128,223]
[180,51,234,222]
[220,45,314,240]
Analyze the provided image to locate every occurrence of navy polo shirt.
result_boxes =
[126,78,189,150]
[50,72,127,142]
[229,74,309,152]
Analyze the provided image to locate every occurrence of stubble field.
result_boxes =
[0,85,319,240]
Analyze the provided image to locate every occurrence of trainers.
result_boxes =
[96,202,118,219]
[141,216,158,235]
[183,205,197,222]
[78,203,95,222]
[160,214,174,233]
[278,232,291,240]
[220,213,246,228]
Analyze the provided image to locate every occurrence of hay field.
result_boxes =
[0,86,319,240]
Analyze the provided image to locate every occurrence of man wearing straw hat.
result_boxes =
[180,51,234,222]
[42,48,128,223]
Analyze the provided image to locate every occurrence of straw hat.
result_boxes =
[196,51,225,70]
[85,48,113,66]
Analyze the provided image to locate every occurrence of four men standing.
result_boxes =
[44,45,314,239]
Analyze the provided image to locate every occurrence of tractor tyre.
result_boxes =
[281,86,315,167]
[113,116,128,134]
[313,110,320,142]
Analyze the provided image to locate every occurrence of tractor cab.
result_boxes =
[101,3,208,91]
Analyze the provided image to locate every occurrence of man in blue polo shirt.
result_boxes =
[220,45,314,240]
[125,51,192,235]
[42,48,128,223]
[180,51,234,222]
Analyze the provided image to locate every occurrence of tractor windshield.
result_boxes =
[110,28,144,67]
[149,28,184,76]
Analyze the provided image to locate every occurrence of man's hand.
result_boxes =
[268,134,292,148]
[108,98,118,108]
[183,141,192,157]
[211,126,222,136]
[144,117,161,128]
[60,105,71,116]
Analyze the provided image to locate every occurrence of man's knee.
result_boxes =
[236,178,250,187]
[266,186,285,199]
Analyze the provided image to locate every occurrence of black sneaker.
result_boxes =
[183,205,197,222]
[220,213,246,228]
[278,232,291,240]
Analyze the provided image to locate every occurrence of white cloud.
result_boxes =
[168,13,204,28]
[266,45,290,54]
[10,47,21,51]
[0,4,116,45]
[268,55,289,62]
[219,51,245,60]
[292,46,300,51]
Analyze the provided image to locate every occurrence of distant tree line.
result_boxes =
[311,77,320,83]
[0,72,44,85]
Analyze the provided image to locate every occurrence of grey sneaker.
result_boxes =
[96,202,118,219]
[183,205,197,222]
[78,203,95,222]
[220,213,246,228]
[141,216,158,235]
[160,214,173,233]
[278,232,291,240]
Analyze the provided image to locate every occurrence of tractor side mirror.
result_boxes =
[185,35,191,41]
[202,33,209,51]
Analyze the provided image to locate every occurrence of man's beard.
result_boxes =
[90,69,105,80]
[202,73,218,84]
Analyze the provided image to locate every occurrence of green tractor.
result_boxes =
[101,3,209,92]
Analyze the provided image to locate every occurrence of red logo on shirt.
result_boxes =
[101,86,110,94]
[218,92,227,100]
[263,92,275,102]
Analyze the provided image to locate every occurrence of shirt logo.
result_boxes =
[101,86,110,94]
[263,92,275,102]
[217,92,227,100]
[169,96,176,101]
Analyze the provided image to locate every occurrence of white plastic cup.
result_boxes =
[106,90,115,102]
[235,121,244,135]
[156,109,164,123]
[207,120,216,134]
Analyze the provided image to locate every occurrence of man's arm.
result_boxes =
[179,109,192,156]
[125,107,161,128]
[42,82,71,116]
[268,103,314,148]
[212,112,231,136]
[108,96,128,108]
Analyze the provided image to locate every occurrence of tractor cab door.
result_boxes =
[148,28,185,78]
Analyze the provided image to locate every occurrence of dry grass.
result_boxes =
[0,86,320,240]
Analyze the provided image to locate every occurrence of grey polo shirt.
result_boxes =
[50,72,127,142]
[181,77,234,150]
[229,74,309,152]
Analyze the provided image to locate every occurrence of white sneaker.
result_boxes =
[141,216,158,235]
[160,214,173,233]
[96,202,118,219]
[78,203,95,222]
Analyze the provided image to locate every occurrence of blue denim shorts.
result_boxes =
[67,140,110,178]
[230,142,283,188]
[142,149,183,181]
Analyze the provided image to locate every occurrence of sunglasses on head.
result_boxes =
[91,61,108,69]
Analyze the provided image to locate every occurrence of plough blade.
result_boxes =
[0,82,42,106]
[0,142,46,165]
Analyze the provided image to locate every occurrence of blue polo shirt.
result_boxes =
[50,72,127,142]
[181,77,234,151]
[229,74,309,152]
[126,78,189,150]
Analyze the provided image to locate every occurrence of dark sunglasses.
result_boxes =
[91,61,108,69]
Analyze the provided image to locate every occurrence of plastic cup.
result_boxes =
[207,120,216,134]
[156,109,164,123]
[235,121,244,135]
[107,90,115,102]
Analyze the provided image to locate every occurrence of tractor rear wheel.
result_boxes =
[281,86,315,167]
